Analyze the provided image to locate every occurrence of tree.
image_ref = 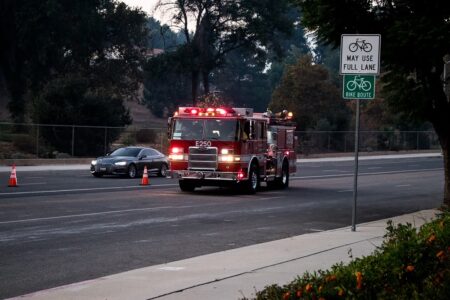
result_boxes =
[32,74,131,156]
[1,0,148,122]
[212,49,272,111]
[270,55,350,132]
[297,0,450,206]
[147,17,185,50]
[155,0,295,104]
[143,48,191,117]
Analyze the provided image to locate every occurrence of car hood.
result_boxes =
[95,156,134,164]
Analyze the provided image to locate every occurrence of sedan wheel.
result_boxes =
[159,164,168,177]
[128,164,137,178]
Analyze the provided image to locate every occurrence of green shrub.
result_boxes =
[251,212,450,300]
[12,134,36,153]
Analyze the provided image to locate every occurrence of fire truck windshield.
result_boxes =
[172,119,238,141]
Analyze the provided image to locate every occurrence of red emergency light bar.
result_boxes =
[180,107,236,117]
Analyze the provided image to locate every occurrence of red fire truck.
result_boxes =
[167,107,297,193]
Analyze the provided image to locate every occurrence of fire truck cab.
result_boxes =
[167,107,297,193]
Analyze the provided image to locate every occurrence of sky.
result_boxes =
[122,0,170,25]
[122,0,157,15]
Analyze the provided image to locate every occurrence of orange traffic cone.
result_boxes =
[141,165,149,185]
[8,164,18,187]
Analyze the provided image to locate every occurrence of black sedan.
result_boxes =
[90,146,169,178]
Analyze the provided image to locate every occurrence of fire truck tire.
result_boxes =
[179,180,196,192]
[244,164,260,194]
[274,160,289,189]
[280,161,290,188]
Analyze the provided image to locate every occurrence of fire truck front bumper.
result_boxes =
[170,170,247,182]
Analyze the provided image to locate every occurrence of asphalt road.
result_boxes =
[0,156,444,299]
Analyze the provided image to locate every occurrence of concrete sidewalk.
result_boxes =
[10,209,438,300]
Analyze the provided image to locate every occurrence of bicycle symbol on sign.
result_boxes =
[349,38,373,52]
[346,75,372,91]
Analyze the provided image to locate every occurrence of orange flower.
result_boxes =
[296,290,303,297]
[436,250,446,261]
[405,265,415,272]
[427,234,436,244]
[355,271,363,290]
[305,283,313,293]
[283,292,290,300]
[318,285,323,293]
[318,298,326,300]
[337,287,345,297]
[326,275,337,282]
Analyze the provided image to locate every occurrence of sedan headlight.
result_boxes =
[91,160,97,165]
[114,161,127,166]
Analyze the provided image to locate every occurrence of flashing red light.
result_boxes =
[191,109,198,115]
[206,108,214,113]
[237,171,245,179]
[216,108,227,115]
[171,147,182,154]
[285,151,290,156]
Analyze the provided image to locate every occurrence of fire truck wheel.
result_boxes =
[280,161,289,188]
[273,161,289,189]
[179,180,195,192]
[245,164,260,194]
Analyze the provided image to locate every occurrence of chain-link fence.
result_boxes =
[0,122,441,159]
[0,122,168,159]
[296,131,440,155]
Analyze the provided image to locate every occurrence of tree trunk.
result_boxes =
[439,133,450,207]
[191,70,199,106]
[202,71,209,96]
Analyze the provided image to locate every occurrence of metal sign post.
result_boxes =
[351,99,360,231]
[340,34,381,232]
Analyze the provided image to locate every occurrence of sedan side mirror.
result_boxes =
[139,155,147,160]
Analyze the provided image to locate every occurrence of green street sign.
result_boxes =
[343,75,375,99]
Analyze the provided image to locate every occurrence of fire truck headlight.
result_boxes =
[221,148,229,155]
[169,146,185,160]
[219,155,234,162]
[169,154,184,160]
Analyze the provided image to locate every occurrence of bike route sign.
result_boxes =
[340,34,381,75]
[343,75,375,99]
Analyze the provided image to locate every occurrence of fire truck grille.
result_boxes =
[188,147,218,170]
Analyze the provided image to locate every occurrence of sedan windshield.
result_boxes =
[110,148,141,157]
[172,119,238,141]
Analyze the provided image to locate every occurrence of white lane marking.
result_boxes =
[291,168,442,180]
[158,266,185,271]
[396,184,411,187]
[367,167,382,170]
[0,205,179,225]
[309,229,324,232]
[323,169,340,172]
[338,189,353,193]
[18,182,47,186]
[0,183,178,196]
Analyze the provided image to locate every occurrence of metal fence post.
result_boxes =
[71,125,75,156]
[104,127,108,155]
[416,131,419,150]
[36,125,39,158]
